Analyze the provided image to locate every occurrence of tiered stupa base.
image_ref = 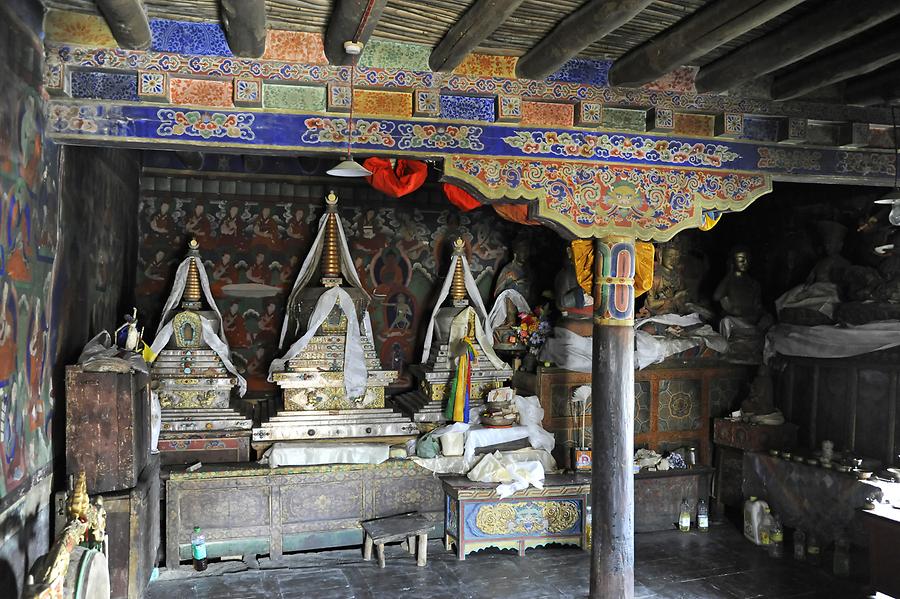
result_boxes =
[153,349,250,464]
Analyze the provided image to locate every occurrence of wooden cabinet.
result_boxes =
[65,366,151,493]
[514,363,752,469]
[102,455,160,599]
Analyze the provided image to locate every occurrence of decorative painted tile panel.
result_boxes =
[576,102,602,126]
[44,10,116,46]
[453,54,517,79]
[169,77,233,107]
[741,117,781,141]
[548,58,611,87]
[635,381,651,434]
[414,89,440,117]
[787,117,808,142]
[673,113,715,137]
[601,107,649,132]
[521,101,574,127]
[138,71,168,100]
[357,40,430,71]
[497,95,521,123]
[440,95,495,122]
[234,78,262,107]
[353,89,413,118]
[150,18,233,57]
[657,379,701,432]
[643,66,698,94]
[327,83,352,112]
[261,30,327,64]
[70,70,138,101]
[653,107,674,131]
[715,112,743,137]
[263,84,326,112]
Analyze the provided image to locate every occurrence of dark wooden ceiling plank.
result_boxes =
[324,0,389,65]
[220,0,267,57]
[515,0,655,80]
[608,0,804,87]
[773,28,900,100]
[94,0,151,49]
[695,0,900,93]
[429,0,527,72]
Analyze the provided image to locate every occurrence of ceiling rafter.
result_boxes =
[428,0,526,73]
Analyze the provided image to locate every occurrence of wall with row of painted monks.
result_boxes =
[0,1,143,593]
[135,152,565,395]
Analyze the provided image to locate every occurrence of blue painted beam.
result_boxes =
[46,99,896,185]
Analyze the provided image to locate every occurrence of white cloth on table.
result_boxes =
[775,282,841,319]
[467,451,546,499]
[410,448,558,475]
[635,313,727,370]
[260,442,390,467]
[487,289,531,336]
[765,321,900,361]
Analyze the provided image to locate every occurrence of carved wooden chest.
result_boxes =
[164,460,443,568]
[65,365,151,493]
[441,475,589,560]
[102,455,160,599]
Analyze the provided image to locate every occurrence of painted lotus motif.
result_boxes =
[156,109,255,140]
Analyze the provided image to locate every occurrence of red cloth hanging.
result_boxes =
[493,203,540,226]
[442,183,483,212]
[364,157,428,198]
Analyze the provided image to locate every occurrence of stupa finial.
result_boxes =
[450,238,467,303]
[182,239,202,307]
[321,191,342,285]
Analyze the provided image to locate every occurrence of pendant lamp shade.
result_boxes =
[327,158,373,177]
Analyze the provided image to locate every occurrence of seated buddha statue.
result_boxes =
[714,247,771,361]
[643,244,690,317]
[553,242,594,337]
[491,237,532,348]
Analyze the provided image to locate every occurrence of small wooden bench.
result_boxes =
[360,513,436,568]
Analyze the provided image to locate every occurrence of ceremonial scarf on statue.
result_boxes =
[420,253,506,369]
[278,209,372,349]
[149,255,247,397]
[269,286,368,399]
[446,337,477,423]
[487,289,531,336]
[273,208,372,399]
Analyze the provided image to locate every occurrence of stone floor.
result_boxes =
[147,524,874,599]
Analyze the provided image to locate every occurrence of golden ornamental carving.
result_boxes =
[173,310,203,348]
[474,501,580,535]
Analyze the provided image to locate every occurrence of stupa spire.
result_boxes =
[450,238,468,305]
[182,239,202,309]
[321,191,342,286]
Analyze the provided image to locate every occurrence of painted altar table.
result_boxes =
[441,474,589,560]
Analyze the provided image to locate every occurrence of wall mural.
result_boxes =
[136,178,556,394]
[0,5,59,506]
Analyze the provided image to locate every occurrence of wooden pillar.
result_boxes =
[590,235,635,599]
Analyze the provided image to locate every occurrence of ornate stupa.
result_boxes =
[253,191,416,450]
[393,238,513,422]
[149,239,251,464]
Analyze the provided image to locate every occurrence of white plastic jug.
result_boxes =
[743,496,770,545]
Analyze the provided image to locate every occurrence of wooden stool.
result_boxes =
[360,513,435,568]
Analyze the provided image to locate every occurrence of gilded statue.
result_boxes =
[644,244,689,316]
[494,237,532,301]
[714,248,771,361]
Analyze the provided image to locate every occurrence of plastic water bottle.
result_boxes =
[806,532,820,566]
[768,513,783,558]
[833,537,850,577]
[679,498,691,532]
[793,529,806,561]
[191,526,208,572]
[697,498,709,532]
[585,503,593,552]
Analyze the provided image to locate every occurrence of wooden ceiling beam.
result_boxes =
[515,0,653,81]
[429,0,526,73]
[772,30,900,100]
[94,0,151,50]
[607,0,804,88]
[845,63,900,106]
[695,0,900,94]
[220,0,267,58]
[325,0,389,65]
